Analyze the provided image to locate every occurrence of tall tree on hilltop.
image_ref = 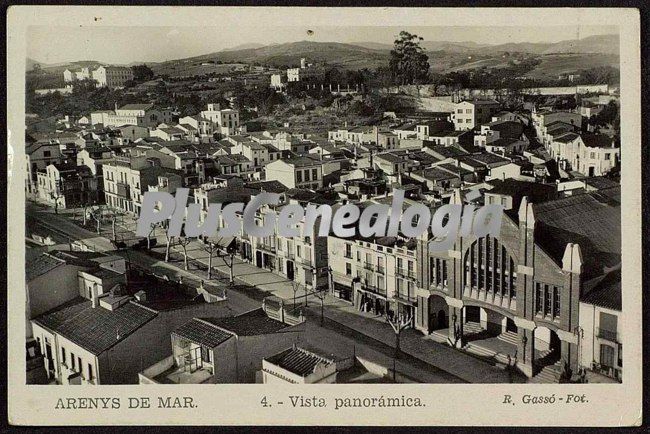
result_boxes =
[389,31,430,86]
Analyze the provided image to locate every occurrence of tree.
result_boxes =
[385,310,413,381]
[177,233,193,271]
[49,188,63,215]
[203,240,219,280]
[89,205,104,234]
[145,222,160,250]
[291,281,302,309]
[164,232,174,263]
[202,236,236,282]
[131,64,155,82]
[389,31,430,86]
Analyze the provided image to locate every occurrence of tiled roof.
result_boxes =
[412,167,458,182]
[463,152,510,167]
[584,176,619,191]
[580,269,621,310]
[246,180,289,194]
[119,103,154,111]
[201,308,289,336]
[266,346,334,376]
[554,132,580,143]
[425,145,467,158]
[173,318,233,348]
[486,121,524,139]
[581,133,615,149]
[533,187,621,271]
[26,254,64,281]
[33,298,157,355]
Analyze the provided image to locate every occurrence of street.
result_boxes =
[26,201,525,383]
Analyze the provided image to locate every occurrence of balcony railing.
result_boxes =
[116,182,130,198]
[597,328,619,343]
[361,283,387,297]
[344,252,353,259]
[376,265,385,275]
[396,267,417,280]
[394,292,418,304]
[256,243,276,254]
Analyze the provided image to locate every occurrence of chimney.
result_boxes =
[91,283,99,308]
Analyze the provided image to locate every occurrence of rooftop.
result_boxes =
[201,308,291,336]
[119,103,154,111]
[26,254,65,281]
[580,269,621,310]
[33,297,157,355]
[265,346,334,377]
[533,186,621,272]
[173,318,233,348]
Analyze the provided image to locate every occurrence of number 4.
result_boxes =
[261,396,270,407]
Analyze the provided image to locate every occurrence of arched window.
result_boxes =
[464,235,517,299]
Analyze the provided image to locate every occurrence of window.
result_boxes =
[604,153,611,160]
[346,263,352,276]
[61,347,66,365]
[296,171,303,183]
[312,168,318,180]
[201,346,211,363]
[88,364,93,380]
[71,352,76,369]
[304,170,310,182]
[553,288,561,318]
[43,150,51,157]
[377,275,385,290]
[535,283,543,314]
[600,344,615,368]
[599,312,618,339]
[544,285,552,316]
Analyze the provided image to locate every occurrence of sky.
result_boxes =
[28,25,618,65]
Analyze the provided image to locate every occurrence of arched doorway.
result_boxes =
[535,326,562,367]
[427,294,449,333]
[437,309,447,329]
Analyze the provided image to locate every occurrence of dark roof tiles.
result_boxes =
[266,346,334,377]
[33,298,157,355]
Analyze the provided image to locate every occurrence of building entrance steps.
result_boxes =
[528,361,562,383]
[497,331,519,346]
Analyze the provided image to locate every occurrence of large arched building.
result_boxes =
[414,186,621,379]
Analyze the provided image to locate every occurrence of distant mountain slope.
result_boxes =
[542,34,619,54]
[153,41,391,71]
[358,34,618,56]
[221,43,267,52]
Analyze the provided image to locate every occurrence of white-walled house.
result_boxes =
[265,157,323,190]
[579,269,621,382]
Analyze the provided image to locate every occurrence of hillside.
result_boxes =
[358,34,619,56]
[28,34,620,85]
[151,41,390,72]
